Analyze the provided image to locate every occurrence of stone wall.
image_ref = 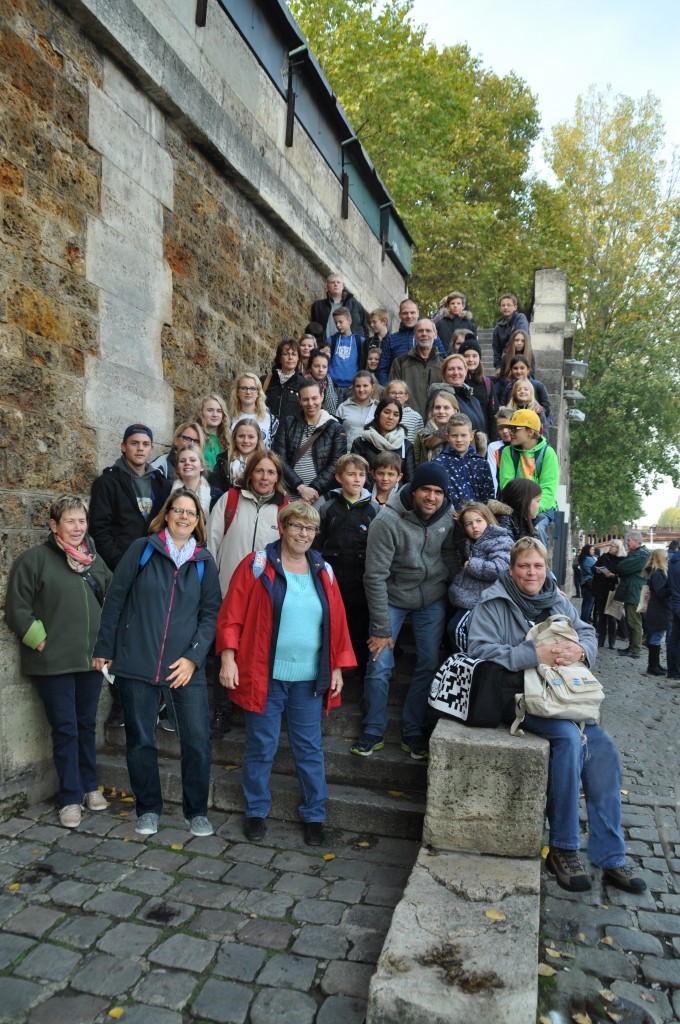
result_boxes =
[0,0,408,807]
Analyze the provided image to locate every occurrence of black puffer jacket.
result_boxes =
[262,370,307,423]
[645,569,670,633]
[272,412,348,497]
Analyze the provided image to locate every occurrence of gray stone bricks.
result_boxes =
[133,968,198,1009]
[51,914,112,948]
[249,987,317,1024]
[149,933,218,973]
[14,941,82,980]
[257,952,317,991]
[292,924,349,959]
[0,931,35,968]
[293,899,345,925]
[214,940,266,981]
[4,904,63,937]
[222,862,275,889]
[84,889,142,917]
[191,978,253,1023]
[273,871,325,898]
[97,921,161,957]
[28,991,108,1024]
[71,951,144,995]
[237,917,295,949]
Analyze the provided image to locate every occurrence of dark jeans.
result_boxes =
[595,594,618,646]
[34,671,103,807]
[117,677,211,819]
[580,583,595,624]
[668,610,680,676]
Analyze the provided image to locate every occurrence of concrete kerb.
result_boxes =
[368,721,549,1023]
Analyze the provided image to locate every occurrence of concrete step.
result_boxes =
[103,724,428,791]
[97,752,425,840]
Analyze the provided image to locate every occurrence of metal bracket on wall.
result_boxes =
[340,137,359,220]
[195,0,208,27]
[380,201,394,262]
[286,46,308,147]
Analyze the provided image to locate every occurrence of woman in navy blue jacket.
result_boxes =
[93,488,221,838]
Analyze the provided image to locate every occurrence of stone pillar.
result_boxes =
[85,59,174,463]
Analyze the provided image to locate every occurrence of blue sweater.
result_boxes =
[377,326,446,384]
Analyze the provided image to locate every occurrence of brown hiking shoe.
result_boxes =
[546,847,592,891]
[602,864,647,893]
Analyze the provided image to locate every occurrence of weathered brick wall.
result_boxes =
[163,125,320,420]
[0,0,399,807]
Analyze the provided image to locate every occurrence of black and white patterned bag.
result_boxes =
[429,654,523,729]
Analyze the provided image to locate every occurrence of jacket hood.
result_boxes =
[512,436,547,457]
[293,408,335,430]
[326,487,374,503]
[114,455,157,479]
[488,499,514,517]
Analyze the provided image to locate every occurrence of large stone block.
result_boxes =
[423,720,548,858]
[86,218,172,321]
[534,269,568,309]
[103,57,165,144]
[367,848,540,1024]
[88,82,173,208]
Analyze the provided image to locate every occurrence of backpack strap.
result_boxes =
[139,540,205,583]
[251,550,268,580]
[223,488,240,532]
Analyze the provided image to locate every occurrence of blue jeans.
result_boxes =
[117,677,211,819]
[34,671,103,807]
[363,598,446,741]
[521,716,626,868]
[242,678,326,822]
[580,584,595,624]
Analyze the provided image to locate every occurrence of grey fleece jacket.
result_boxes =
[363,485,457,637]
[467,578,597,672]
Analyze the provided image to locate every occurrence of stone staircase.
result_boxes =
[97,642,429,841]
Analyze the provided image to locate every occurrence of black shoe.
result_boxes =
[602,864,647,893]
[609,642,616,650]
[243,816,266,841]
[211,706,232,738]
[618,650,641,659]
[400,737,429,761]
[546,847,592,891]
[106,707,125,728]
[303,822,325,847]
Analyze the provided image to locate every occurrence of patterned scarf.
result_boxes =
[54,536,94,574]
[162,529,197,569]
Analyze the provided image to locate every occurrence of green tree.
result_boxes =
[542,88,680,533]
[287,0,541,322]
[658,508,680,528]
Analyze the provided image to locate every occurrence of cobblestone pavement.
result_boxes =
[0,802,418,1023]
[539,635,680,1024]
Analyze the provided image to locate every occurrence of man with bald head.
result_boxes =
[377,299,446,385]
[388,319,443,419]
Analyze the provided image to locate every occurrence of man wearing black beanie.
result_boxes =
[351,461,456,760]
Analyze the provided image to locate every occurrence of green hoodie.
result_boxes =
[498,435,558,512]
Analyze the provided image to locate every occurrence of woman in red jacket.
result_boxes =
[216,500,355,847]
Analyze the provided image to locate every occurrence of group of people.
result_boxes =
[3,274,647,894]
[576,533,679,679]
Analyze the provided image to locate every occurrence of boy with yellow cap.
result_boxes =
[499,409,559,548]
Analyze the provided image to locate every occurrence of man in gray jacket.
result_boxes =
[351,462,456,760]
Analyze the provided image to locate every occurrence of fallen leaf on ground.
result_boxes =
[122,797,134,803]
[31,850,40,855]
[356,841,370,848]
[607,1013,622,1022]
[485,908,505,921]
[600,936,614,946]
[541,846,550,859]
[223,764,239,771]
[640,993,656,1003]
[599,988,616,1002]
[323,853,336,861]
[170,844,183,851]
[249,913,258,919]
[539,1017,552,1024]
[545,948,562,958]
[620,789,628,795]
[538,963,557,976]
[98,785,105,793]
[109,1009,125,1019]
[572,1013,593,1024]
[7,884,19,891]
[387,790,404,797]
[577,932,587,943]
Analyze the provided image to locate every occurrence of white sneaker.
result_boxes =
[135,812,160,835]
[83,790,108,811]
[59,804,82,828]
[185,815,213,837]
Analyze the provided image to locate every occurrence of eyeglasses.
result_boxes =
[169,507,199,519]
[286,523,317,535]
[238,386,258,392]
[177,434,199,445]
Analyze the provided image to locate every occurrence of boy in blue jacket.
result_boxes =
[433,413,495,511]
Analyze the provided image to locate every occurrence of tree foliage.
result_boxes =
[658,508,680,528]
[542,88,680,533]
[287,0,541,321]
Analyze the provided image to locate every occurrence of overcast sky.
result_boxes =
[409,0,679,523]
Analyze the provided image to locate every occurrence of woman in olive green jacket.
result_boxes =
[5,496,112,828]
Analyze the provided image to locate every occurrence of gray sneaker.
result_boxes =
[135,812,160,835]
[185,815,213,837]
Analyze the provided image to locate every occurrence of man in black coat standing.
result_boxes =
[311,272,369,341]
